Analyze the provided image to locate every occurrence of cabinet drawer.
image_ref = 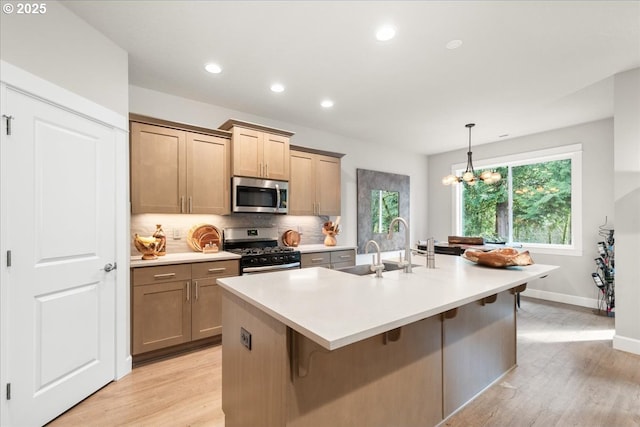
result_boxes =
[132,264,191,286]
[301,252,331,267]
[192,259,239,279]
[330,250,355,266]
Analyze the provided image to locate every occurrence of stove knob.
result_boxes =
[260,257,268,264]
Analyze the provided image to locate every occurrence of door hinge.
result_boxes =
[6,383,10,400]
[2,115,13,136]
[6,250,11,267]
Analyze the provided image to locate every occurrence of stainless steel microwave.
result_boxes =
[232,176,288,214]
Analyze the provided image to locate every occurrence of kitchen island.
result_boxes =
[218,254,558,427]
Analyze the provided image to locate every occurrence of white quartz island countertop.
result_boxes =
[217,254,559,351]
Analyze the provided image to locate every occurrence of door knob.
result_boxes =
[103,262,117,272]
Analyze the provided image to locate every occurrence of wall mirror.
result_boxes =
[357,169,410,253]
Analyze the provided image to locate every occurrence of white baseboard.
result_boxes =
[523,288,598,309]
[613,335,640,356]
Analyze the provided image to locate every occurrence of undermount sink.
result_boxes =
[336,262,419,276]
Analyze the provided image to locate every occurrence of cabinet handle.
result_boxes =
[317,202,320,215]
[265,163,268,177]
[186,281,190,301]
[311,258,324,262]
[195,281,199,300]
[260,163,263,177]
[154,273,176,279]
[208,267,226,273]
[189,196,193,213]
[339,255,351,259]
[180,196,185,213]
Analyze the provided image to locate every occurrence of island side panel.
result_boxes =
[287,316,443,427]
[442,290,517,417]
[222,290,288,427]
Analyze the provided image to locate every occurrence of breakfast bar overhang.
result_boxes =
[218,255,558,427]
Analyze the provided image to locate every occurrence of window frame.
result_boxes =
[450,143,583,256]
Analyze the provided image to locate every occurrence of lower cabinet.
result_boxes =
[131,259,239,356]
[301,249,356,269]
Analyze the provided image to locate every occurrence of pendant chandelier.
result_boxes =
[442,123,501,186]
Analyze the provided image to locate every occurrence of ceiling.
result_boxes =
[63,1,640,155]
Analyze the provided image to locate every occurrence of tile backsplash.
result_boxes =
[130,213,332,255]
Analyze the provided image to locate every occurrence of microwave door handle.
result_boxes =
[275,183,281,212]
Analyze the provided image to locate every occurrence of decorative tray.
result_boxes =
[282,229,301,247]
[187,224,221,252]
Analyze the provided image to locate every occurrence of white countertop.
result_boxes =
[218,254,558,351]
[130,251,241,267]
[296,244,357,253]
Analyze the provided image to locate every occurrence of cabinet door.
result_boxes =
[232,127,262,178]
[191,277,222,340]
[191,260,239,340]
[289,150,316,215]
[316,154,341,216]
[263,133,290,180]
[130,122,186,213]
[187,133,230,214]
[132,280,191,355]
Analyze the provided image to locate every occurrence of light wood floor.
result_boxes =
[48,297,640,427]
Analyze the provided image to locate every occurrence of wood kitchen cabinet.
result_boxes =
[219,119,293,181]
[290,148,342,216]
[191,259,239,340]
[130,116,231,214]
[131,259,239,358]
[132,264,192,355]
[301,249,355,269]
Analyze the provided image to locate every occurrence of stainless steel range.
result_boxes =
[223,227,301,275]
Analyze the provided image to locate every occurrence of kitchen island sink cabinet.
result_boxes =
[299,246,356,269]
[219,119,294,181]
[130,255,239,362]
[218,256,558,427]
[130,115,231,214]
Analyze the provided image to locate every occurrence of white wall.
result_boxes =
[427,119,615,306]
[0,1,129,116]
[129,85,430,250]
[613,68,640,355]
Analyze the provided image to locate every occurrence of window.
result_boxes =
[452,144,582,255]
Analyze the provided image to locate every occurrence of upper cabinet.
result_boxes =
[289,147,343,216]
[219,119,294,181]
[130,116,231,214]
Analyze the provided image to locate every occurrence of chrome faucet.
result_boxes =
[387,217,412,273]
[365,240,385,278]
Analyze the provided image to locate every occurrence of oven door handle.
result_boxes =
[243,262,300,274]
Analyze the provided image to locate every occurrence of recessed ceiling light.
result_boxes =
[376,25,396,42]
[446,39,463,50]
[320,100,334,108]
[270,83,285,93]
[204,63,222,74]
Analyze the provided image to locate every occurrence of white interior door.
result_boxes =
[4,87,116,426]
